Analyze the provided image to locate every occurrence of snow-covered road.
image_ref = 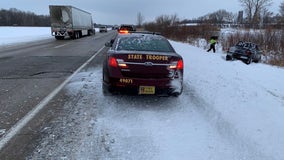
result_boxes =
[1,27,284,159]
[29,41,284,160]
[29,68,263,160]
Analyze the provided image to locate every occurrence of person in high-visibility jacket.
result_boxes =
[207,37,217,53]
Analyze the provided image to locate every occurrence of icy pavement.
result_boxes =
[27,39,284,160]
[28,68,278,160]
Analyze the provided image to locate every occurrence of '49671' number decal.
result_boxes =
[119,78,133,84]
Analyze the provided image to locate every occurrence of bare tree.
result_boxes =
[208,9,234,24]
[155,14,179,27]
[239,0,272,27]
[280,1,284,17]
[169,14,179,26]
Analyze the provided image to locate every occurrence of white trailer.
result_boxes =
[49,5,94,40]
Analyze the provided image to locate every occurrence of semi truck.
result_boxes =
[49,5,94,40]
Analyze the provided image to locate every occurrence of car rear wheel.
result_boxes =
[226,55,232,61]
[102,84,113,96]
[254,59,259,63]
[171,92,181,97]
[169,87,183,97]
[253,56,261,63]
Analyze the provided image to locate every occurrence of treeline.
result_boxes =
[180,9,284,29]
[143,13,284,67]
[0,8,50,26]
[144,14,220,42]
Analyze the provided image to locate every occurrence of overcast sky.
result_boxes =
[0,0,282,25]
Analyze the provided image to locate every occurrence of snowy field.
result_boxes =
[1,27,284,159]
[0,26,51,46]
[0,26,102,47]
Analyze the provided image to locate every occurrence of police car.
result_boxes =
[102,31,184,96]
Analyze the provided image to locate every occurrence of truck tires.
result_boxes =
[55,36,64,40]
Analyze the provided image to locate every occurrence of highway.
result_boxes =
[0,30,279,160]
[0,31,116,158]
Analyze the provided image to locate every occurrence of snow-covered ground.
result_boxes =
[1,27,284,159]
[0,26,104,47]
[0,27,51,46]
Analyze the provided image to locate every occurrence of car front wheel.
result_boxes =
[246,57,252,64]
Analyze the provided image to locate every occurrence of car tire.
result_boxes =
[171,92,181,97]
[254,56,261,63]
[246,57,252,64]
[226,55,232,61]
[169,86,183,97]
[102,84,113,96]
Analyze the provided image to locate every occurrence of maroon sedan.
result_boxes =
[102,32,183,96]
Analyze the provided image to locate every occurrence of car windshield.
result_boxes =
[116,35,174,52]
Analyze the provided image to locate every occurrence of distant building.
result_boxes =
[237,11,243,24]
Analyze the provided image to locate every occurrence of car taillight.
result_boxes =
[108,57,128,68]
[108,57,118,67]
[169,60,183,70]
[246,51,252,55]
[177,60,183,69]
[119,30,129,34]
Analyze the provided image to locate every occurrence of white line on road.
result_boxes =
[54,43,68,48]
[0,46,105,150]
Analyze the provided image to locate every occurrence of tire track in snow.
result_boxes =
[182,81,276,160]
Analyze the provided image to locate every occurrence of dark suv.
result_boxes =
[226,41,262,64]
[118,24,136,34]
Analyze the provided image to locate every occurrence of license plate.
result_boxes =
[139,86,155,94]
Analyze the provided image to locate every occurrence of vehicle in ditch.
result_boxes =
[226,41,262,64]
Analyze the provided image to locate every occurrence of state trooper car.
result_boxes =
[102,31,184,96]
